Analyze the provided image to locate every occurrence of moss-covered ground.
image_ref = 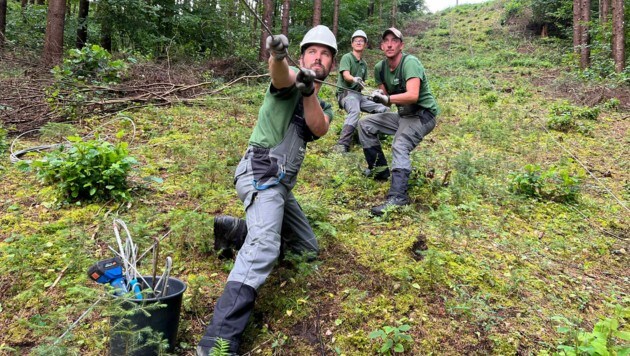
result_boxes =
[1,1,628,355]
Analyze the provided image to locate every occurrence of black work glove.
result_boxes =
[296,68,316,97]
[352,77,365,90]
[266,35,289,61]
[371,89,390,105]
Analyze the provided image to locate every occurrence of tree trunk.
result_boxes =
[580,0,590,69]
[20,0,26,8]
[391,0,397,27]
[541,23,548,37]
[379,0,383,27]
[312,0,321,26]
[250,0,258,47]
[368,0,374,17]
[160,0,175,41]
[281,0,289,36]
[258,0,273,61]
[600,0,610,22]
[97,0,112,51]
[0,0,6,49]
[611,0,625,72]
[573,0,582,52]
[75,0,89,49]
[332,0,339,37]
[42,0,67,66]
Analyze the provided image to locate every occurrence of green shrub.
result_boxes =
[547,102,600,132]
[502,0,530,22]
[369,320,414,354]
[547,113,576,132]
[551,304,629,356]
[481,91,499,107]
[603,98,620,110]
[52,44,129,84]
[509,163,582,203]
[551,102,600,121]
[22,135,137,203]
[47,45,133,118]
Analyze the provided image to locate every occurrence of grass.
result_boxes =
[1,1,628,354]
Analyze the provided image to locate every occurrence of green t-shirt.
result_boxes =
[336,52,367,95]
[374,54,438,116]
[249,66,334,148]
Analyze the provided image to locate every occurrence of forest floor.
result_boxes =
[1,1,628,355]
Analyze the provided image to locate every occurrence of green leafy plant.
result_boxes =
[369,320,413,354]
[502,0,530,22]
[46,45,132,118]
[210,338,231,356]
[22,134,137,203]
[509,163,582,203]
[481,91,499,107]
[271,332,288,352]
[552,304,630,356]
[52,44,129,84]
[547,102,600,132]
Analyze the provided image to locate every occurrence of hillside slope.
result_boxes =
[1,1,628,355]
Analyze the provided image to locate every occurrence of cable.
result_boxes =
[112,219,148,298]
[9,116,137,163]
[237,0,368,98]
[53,295,106,345]
[531,114,629,214]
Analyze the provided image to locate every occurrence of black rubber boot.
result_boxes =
[362,146,390,181]
[197,281,257,356]
[334,125,355,153]
[213,215,247,259]
[371,169,411,216]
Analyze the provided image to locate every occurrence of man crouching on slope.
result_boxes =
[197,25,337,355]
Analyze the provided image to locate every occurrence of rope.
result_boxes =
[237,0,368,98]
[9,116,137,163]
[53,295,106,345]
[531,114,629,214]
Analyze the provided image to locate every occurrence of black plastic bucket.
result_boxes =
[109,276,186,356]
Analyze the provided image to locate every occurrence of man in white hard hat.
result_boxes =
[360,27,438,216]
[334,29,389,153]
[197,25,337,355]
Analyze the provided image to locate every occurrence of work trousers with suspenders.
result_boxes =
[199,100,319,354]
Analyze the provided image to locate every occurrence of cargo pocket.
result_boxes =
[419,110,436,137]
[242,190,257,212]
[233,158,248,185]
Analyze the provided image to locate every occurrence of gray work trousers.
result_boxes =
[339,91,390,128]
[227,157,318,290]
[358,110,436,171]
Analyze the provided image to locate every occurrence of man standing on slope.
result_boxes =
[360,27,438,216]
[196,25,337,355]
[334,29,389,153]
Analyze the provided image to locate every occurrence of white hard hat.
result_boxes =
[351,30,368,42]
[300,25,338,56]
